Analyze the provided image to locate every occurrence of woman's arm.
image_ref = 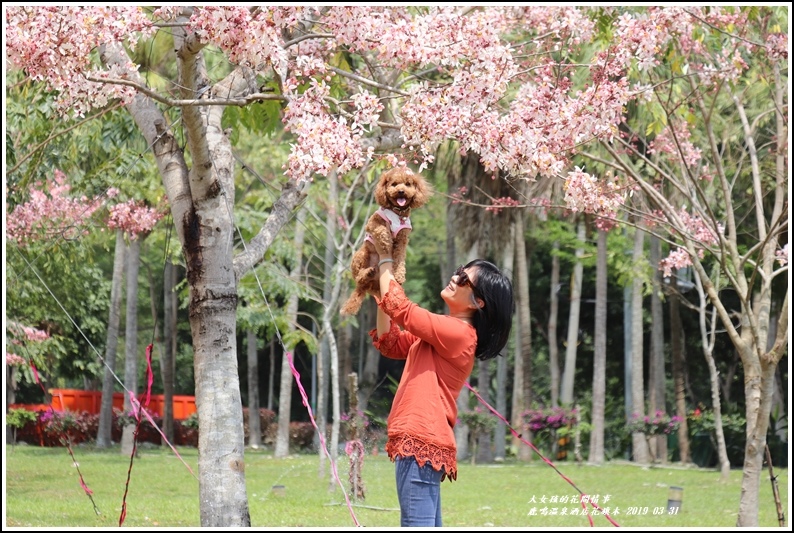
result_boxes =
[376,254,395,337]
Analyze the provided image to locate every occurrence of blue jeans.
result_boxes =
[395,455,443,527]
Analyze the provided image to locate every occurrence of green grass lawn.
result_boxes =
[4,443,789,528]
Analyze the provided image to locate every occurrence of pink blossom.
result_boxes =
[670,208,723,246]
[563,168,625,220]
[5,6,778,196]
[659,247,693,278]
[486,196,520,215]
[106,200,165,239]
[776,244,788,267]
[5,6,153,117]
[6,170,104,246]
[6,353,27,367]
[6,321,50,343]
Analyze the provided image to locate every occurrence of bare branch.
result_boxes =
[283,32,335,48]
[682,8,767,48]
[327,66,409,97]
[85,75,287,107]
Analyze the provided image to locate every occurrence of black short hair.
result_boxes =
[466,259,514,360]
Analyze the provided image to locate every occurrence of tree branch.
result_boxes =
[283,32,335,48]
[233,179,310,279]
[682,8,767,48]
[6,102,124,176]
[86,75,286,107]
[328,66,409,97]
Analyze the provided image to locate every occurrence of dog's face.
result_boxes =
[374,167,432,214]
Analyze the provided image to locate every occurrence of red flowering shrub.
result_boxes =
[115,407,163,444]
[522,406,578,432]
[289,422,316,450]
[242,407,277,443]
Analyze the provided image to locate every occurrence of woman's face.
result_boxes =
[441,265,483,313]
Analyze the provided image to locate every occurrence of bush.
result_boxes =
[175,419,199,447]
[686,408,747,467]
[243,407,277,443]
[520,405,578,460]
[37,410,97,446]
[9,405,325,452]
[522,406,578,432]
[115,407,163,445]
[7,408,38,445]
[289,422,316,451]
[12,408,178,448]
[180,412,200,430]
[626,411,682,436]
[458,407,497,436]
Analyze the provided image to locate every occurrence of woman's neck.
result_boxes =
[450,312,473,324]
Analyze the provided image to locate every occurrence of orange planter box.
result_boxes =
[47,389,196,420]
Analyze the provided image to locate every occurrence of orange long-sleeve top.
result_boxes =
[369,279,477,482]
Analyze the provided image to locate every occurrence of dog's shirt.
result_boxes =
[364,207,411,244]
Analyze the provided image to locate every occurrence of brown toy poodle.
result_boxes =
[341,166,432,316]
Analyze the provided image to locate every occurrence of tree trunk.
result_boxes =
[735,289,788,526]
[549,240,560,408]
[648,234,666,463]
[326,312,342,491]
[629,225,649,464]
[247,329,261,448]
[476,359,494,464]
[275,208,307,458]
[588,229,607,464]
[120,237,140,456]
[97,230,125,448]
[319,169,342,486]
[160,260,177,446]
[510,310,525,458]
[560,220,585,406]
[357,300,380,414]
[623,282,632,448]
[768,302,786,443]
[144,248,164,444]
[732,63,791,527]
[494,221,515,461]
[736,342,778,526]
[316,333,329,474]
[456,387,471,461]
[670,285,690,464]
[101,35,314,525]
[267,339,275,411]
[513,211,532,461]
[690,268,730,479]
[340,326,352,413]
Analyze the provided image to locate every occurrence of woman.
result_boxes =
[369,248,514,527]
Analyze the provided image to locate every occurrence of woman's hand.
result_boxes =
[371,231,393,259]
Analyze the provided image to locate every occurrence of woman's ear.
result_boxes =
[471,296,484,310]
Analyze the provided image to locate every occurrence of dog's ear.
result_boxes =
[374,170,390,207]
[411,174,433,208]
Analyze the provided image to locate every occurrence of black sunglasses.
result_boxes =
[453,265,480,295]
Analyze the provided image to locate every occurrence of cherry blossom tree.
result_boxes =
[6,171,112,392]
[6,322,51,442]
[5,321,51,412]
[572,7,787,526]
[6,170,106,246]
[96,199,164,450]
[6,5,786,526]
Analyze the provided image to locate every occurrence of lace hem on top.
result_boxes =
[378,279,410,314]
[368,320,401,354]
[386,433,458,482]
